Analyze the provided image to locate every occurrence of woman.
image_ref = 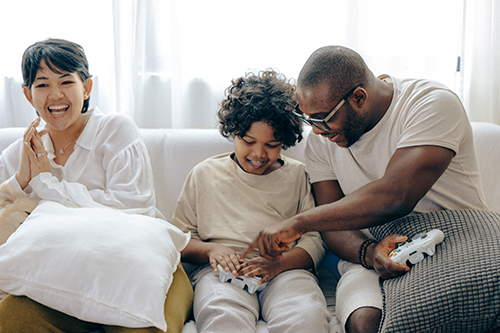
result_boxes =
[0,38,192,333]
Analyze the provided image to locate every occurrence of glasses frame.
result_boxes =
[293,84,362,132]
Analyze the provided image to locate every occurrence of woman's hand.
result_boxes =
[208,244,242,276]
[16,119,40,189]
[17,118,50,187]
[26,130,50,178]
[237,256,280,285]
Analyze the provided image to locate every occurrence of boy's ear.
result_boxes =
[23,86,35,107]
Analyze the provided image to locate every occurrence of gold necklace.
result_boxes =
[55,117,89,155]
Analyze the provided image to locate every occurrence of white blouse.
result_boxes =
[0,107,160,218]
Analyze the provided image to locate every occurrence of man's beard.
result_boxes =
[342,102,368,148]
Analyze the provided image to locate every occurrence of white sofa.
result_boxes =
[0,121,499,332]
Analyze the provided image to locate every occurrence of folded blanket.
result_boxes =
[369,209,500,333]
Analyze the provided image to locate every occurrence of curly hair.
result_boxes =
[218,69,302,150]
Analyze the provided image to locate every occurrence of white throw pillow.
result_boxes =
[0,200,190,331]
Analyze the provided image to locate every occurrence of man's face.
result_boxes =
[296,85,368,148]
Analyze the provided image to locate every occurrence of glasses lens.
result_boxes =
[312,122,330,132]
[293,109,330,131]
[293,110,309,123]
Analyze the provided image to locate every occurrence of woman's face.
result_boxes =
[23,59,92,133]
[233,121,283,175]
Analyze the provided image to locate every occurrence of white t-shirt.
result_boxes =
[305,76,488,213]
[0,107,160,217]
[171,153,325,268]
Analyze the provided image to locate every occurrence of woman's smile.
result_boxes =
[48,104,70,117]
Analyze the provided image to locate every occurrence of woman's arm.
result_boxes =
[28,112,158,216]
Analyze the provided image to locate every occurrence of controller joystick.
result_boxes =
[389,229,445,266]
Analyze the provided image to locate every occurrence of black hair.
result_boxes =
[297,45,370,102]
[21,38,92,113]
[218,69,302,150]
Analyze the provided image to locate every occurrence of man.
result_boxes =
[242,45,488,332]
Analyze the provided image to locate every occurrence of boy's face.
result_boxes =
[233,121,283,175]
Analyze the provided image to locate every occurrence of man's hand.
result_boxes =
[237,256,280,285]
[241,220,303,260]
[367,234,410,279]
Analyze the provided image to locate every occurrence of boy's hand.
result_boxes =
[237,256,280,285]
[208,244,241,276]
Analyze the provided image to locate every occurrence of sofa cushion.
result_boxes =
[370,209,500,332]
[0,200,189,330]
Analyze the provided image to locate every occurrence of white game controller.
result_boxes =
[216,264,267,294]
[388,229,445,266]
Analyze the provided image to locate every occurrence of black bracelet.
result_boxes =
[358,239,377,270]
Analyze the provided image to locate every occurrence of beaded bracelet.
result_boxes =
[358,239,377,269]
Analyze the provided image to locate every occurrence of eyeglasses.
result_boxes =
[293,84,362,132]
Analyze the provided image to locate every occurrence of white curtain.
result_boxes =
[460,0,500,123]
[0,0,498,129]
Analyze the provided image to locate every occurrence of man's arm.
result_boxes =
[315,179,409,278]
[296,145,455,231]
[243,145,454,260]
[311,178,365,263]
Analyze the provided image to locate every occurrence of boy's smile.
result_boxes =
[233,121,283,175]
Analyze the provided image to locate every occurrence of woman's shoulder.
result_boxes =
[92,108,138,132]
[89,108,141,143]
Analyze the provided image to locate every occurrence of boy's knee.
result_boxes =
[345,306,381,333]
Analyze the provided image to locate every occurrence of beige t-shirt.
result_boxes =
[305,76,488,213]
[171,153,325,267]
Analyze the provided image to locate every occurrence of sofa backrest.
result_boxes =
[140,128,309,220]
[470,122,500,212]
[0,122,499,217]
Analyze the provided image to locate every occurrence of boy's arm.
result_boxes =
[181,238,242,274]
[180,238,212,265]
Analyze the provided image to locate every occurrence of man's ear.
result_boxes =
[23,86,34,107]
[352,87,367,108]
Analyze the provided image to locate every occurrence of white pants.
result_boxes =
[191,265,332,333]
[335,260,383,333]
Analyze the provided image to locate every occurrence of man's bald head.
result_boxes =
[297,46,372,101]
